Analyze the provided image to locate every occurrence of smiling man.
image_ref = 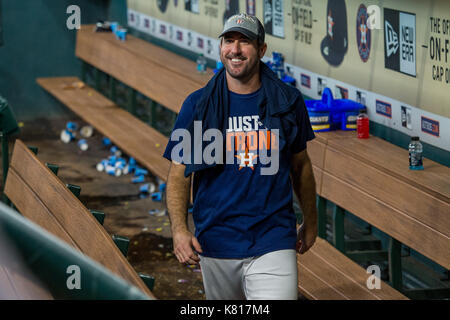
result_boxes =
[164,13,317,300]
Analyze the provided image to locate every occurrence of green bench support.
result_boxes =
[346,250,389,263]
[345,239,382,251]
[112,235,130,257]
[81,61,89,83]
[109,76,117,101]
[89,209,105,226]
[404,288,450,300]
[66,184,81,199]
[333,204,345,253]
[389,237,403,290]
[27,146,38,155]
[94,68,101,91]
[45,163,59,176]
[139,273,156,292]
[129,88,137,116]
[317,196,327,239]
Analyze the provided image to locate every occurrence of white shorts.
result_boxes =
[199,249,298,300]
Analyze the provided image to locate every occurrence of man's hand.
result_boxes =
[172,229,203,265]
[296,222,317,254]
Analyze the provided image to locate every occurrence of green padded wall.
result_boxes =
[0,0,109,121]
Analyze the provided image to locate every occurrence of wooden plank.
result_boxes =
[6,140,155,298]
[37,77,170,181]
[309,238,408,300]
[321,171,450,270]
[75,27,204,114]
[312,165,323,195]
[297,261,347,300]
[298,238,407,300]
[5,169,79,248]
[36,77,115,110]
[307,139,327,170]
[328,136,450,203]
[324,145,450,238]
[314,130,355,144]
[77,25,213,86]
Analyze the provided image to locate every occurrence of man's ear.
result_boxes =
[259,43,267,59]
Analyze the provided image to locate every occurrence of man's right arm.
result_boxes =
[166,161,203,265]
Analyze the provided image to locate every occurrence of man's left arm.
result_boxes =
[290,149,318,254]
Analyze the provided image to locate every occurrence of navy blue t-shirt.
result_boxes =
[163,86,315,258]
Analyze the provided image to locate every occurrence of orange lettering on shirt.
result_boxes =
[235,132,246,151]
[258,130,271,150]
[247,131,258,151]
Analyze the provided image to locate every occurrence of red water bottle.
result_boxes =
[357,109,369,139]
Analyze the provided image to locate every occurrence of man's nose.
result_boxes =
[230,41,241,54]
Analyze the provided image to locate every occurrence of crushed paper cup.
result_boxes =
[80,125,94,138]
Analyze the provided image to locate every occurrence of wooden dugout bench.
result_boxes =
[307,131,449,299]
[4,139,156,298]
[37,25,448,299]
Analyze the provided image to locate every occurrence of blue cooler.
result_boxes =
[305,88,332,132]
[306,88,365,132]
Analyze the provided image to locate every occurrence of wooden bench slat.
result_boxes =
[5,169,79,248]
[325,145,450,238]
[311,165,323,195]
[297,262,348,300]
[79,25,213,86]
[308,238,408,300]
[37,77,170,181]
[298,238,407,300]
[327,136,450,202]
[299,254,376,300]
[321,171,450,270]
[75,29,202,114]
[307,139,327,170]
[5,140,155,298]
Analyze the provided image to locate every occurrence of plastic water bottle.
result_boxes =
[196,53,207,74]
[357,109,369,139]
[409,137,424,170]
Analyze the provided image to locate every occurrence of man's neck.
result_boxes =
[226,68,262,95]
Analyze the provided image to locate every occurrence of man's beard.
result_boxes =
[223,56,259,80]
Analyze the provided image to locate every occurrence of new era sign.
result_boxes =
[384,9,416,77]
